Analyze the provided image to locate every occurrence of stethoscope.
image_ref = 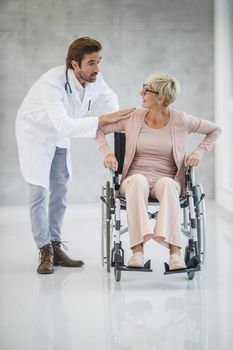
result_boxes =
[65,68,91,116]
[65,68,72,94]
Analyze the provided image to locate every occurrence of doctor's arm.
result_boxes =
[40,81,133,138]
[41,81,98,137]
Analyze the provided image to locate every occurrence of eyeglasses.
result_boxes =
[142,84,159,95]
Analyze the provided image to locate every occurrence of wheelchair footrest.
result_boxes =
[164,262,201,275]
[117,260,153,272]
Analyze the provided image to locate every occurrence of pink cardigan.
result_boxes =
[95,108,222,190]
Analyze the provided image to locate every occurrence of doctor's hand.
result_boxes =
[98,108,135,126]
[104,154,118,171]
[185,153,201,167]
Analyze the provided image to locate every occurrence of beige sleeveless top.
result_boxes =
[127,119,177,185]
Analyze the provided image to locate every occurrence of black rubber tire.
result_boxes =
[185,247,195,280]
[105,181,111,273]
[184,246,189,265]
[196,185,206,265]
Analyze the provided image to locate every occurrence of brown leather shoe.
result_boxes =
[52,241,84,267]
[37,243,54,274]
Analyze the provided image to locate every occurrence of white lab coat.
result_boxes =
[15,65,119,189]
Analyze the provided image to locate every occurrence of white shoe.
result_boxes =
[169,254,186,270]
[128,252,144,268]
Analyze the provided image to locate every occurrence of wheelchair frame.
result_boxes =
[100,132,206,281]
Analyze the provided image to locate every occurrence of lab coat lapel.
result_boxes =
[81,84,91,111]
[68,70,93,116]
[67,69,81,104]
[67,69,85,117]
[79,83,95,116]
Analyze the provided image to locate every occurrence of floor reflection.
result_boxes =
[0,203,233,350]
[33,270,76,350]
[102,272,210,350]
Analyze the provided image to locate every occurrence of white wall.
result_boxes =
[0,0,214,204]
[214,0,233,214]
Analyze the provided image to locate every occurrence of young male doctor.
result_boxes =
[16,37,133,274]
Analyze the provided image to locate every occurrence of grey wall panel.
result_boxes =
[0,0,214,204]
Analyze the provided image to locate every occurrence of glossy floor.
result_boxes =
[0,201,233,350]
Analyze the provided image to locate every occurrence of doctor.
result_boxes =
[16,37,133,274]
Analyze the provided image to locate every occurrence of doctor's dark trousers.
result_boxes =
[28,147,69,248]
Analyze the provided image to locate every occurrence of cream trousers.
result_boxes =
[120,174,182,249]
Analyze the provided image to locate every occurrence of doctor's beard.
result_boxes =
[79,71,98,83]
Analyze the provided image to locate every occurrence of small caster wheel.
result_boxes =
[114,266,121,281]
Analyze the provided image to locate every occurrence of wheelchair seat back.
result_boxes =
[114,132,125,175]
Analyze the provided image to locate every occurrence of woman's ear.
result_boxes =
[158,95,166,105]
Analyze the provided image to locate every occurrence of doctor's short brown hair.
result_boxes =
[66,37,102,69]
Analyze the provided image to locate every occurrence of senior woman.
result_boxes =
[95,73,222,270]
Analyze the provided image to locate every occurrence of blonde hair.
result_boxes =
[145,73,180,106]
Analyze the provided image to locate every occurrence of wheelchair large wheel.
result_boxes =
[196,184,206,264]
[102,181,111,273]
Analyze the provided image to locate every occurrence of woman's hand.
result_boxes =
[104,154,118,171]
[185,153,201,167]
[98,108,135,126]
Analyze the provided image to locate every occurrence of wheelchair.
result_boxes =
[100,132,206,281]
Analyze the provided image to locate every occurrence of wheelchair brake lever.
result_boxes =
[100,196,110,208]
[195,193,205,207]
[100,196,115,213]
